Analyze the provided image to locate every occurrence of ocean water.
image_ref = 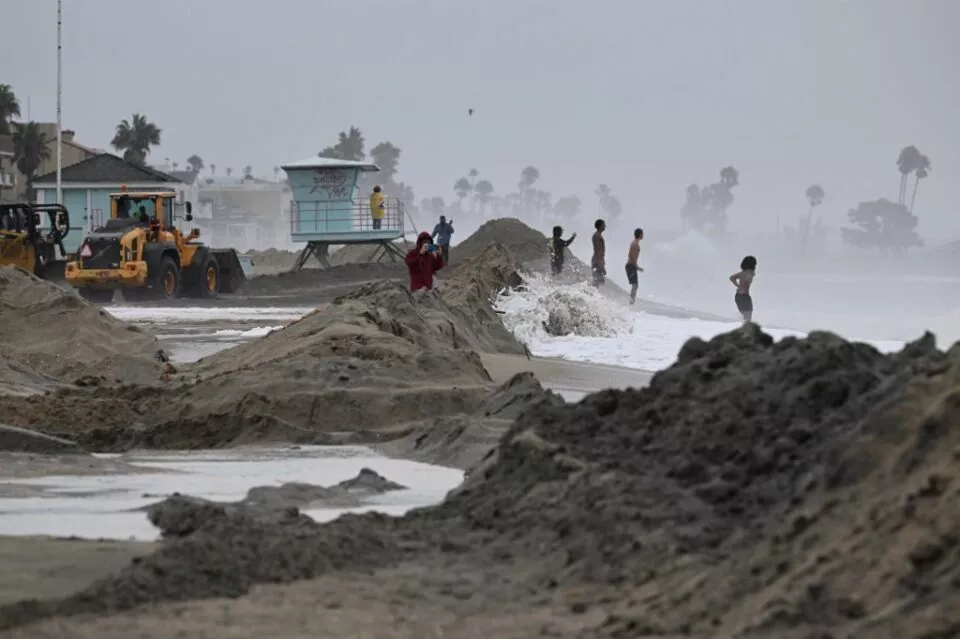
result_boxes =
[494,274,908,371]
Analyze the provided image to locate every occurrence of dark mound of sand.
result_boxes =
[145,469,407,526]
[0,500,415,631]
[7,326,958,638]
[0,266,167,391]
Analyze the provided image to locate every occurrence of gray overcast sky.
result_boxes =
[5,0,959,239]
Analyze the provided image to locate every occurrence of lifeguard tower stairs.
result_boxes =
[282,156,415,271]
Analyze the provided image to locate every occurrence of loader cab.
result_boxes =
[107,188,193,233]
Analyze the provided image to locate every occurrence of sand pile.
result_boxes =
[328,240,413,267]
[2,250,545,451]
[439,241,528,356]
[0,266,166,391]
[146,468,407,524]
[455,217,552,265]
[455,218,597,286]
[242,262,406,296]
[6,326,959,637]
[243,248,298,271]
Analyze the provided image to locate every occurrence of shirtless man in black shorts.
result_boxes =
[729,255,757,322]
[625,228,644,304]
[591,219,606,287]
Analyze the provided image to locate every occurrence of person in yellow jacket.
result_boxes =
[370,186,386,229]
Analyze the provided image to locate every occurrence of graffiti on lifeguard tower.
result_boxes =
[310,169,350,199]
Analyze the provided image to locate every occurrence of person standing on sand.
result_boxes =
[431,215,454,264]
[730,255,757,322]
[591,219,607,287]
[406,231,445,291]
[370,186,386,230]
[625,227,644,304]
[548,225,577,277]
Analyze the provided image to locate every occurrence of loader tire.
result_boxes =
[152,256,182,300]
[187,253,220,299]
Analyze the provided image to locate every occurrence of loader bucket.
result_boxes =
[211,249,247,294]
[37,259,67,283]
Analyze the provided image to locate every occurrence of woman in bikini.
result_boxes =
[729,255,757,322]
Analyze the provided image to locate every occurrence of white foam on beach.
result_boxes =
[106,306,313,323]
[212,326,279,338]
[495,275,907,371]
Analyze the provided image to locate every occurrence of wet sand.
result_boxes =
[480,352,653,394]
[0,537,157,607]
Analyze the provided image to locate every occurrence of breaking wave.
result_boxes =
[494,274,634,343]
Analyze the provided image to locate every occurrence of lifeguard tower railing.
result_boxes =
[288,196,411,270]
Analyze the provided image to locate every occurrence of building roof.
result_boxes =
[0,135,13,158]
[167,170,199,184]
[281,156,380,172]
[34,153,183,184]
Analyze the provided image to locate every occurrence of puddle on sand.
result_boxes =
[0,446,464,541]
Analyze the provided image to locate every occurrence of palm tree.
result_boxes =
[473,179,494,215]
[273,166,280,182]
[909,154,931,213]
[226,167,233,177]
[603,195,622,221]
[801,184,825,256]
[0,84,21,135]
[719,166,739,189]
[243,165,254,179]
[186,154,204,174]
[896,146,922,205]
[519,166,539,190]
[319,126,365,161]
[210,163,216,176]
[681,184,703,231]
[714,166,740,232]
[453,177,471,209]
[111,113,162,166]
[12,122,51,202]
[594,184,611,215]
[369,142,402,181]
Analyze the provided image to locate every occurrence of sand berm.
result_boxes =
[0,219,957,637]
[0,237,548,455]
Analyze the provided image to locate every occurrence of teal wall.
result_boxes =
[37,187,91,253]
[286,167,359,236]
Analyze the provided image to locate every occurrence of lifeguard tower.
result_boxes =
[282,156,410,271]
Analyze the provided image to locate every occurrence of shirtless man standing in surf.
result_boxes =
[729,255,757,322]
[591,219,607,287]
[625,228,644,304]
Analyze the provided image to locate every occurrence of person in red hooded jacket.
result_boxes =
[406,231,445,291]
